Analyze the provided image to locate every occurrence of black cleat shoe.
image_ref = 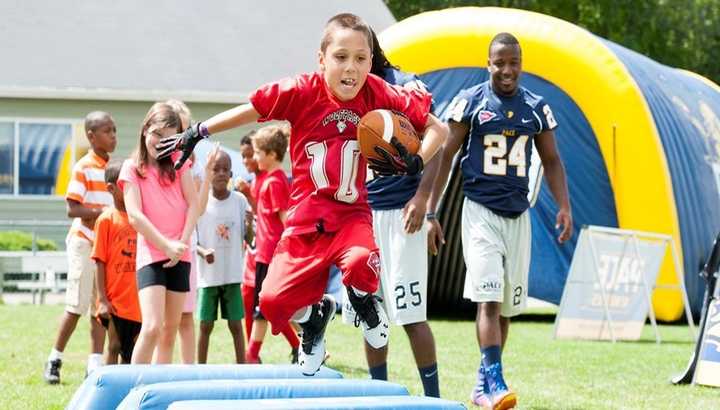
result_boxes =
[44,359,62,385]
[290,347,299,364]
[298,294,336,376]
[346,288,389,349]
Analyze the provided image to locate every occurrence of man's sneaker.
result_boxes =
[485,363,517,410]
[346,288,389,349]
[470,366,491,408]
[44,359,62,385]
[298,295,336,376]
[290,347,299,364]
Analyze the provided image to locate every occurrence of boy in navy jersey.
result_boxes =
[431,33,572,409]
[342,30,442,398]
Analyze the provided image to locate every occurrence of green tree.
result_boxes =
[383,0,720,83]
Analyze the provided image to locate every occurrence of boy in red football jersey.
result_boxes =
[157,13,448,375]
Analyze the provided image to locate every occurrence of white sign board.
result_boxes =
[555,227,675,341]
[695,285,720,387]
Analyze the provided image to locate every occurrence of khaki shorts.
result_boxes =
[65,235,97,316]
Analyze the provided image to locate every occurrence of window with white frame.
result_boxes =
[0,119,80,197]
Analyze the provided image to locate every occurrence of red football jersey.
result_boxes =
[249,71,432,235]
[255,168,290,264]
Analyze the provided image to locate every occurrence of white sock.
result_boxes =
[351,286,367,297]
[87,353,103,372]
[48,348,63,362]
[293,306,312,324]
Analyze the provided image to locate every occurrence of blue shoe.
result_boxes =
[485,363,517,410]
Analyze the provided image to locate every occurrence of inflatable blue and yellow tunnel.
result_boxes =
[381,7,720,321]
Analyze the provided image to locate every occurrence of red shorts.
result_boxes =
[241,283,254,341]
[259,218,380,335]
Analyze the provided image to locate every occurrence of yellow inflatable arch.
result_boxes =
[380,7,688,320]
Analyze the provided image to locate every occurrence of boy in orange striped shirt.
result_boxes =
[44,111,117,384]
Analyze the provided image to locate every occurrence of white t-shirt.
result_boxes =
[196,191,249,287]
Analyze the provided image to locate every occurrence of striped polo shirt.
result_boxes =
[66,150,113,242]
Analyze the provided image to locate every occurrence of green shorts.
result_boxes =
[197,283,244,322]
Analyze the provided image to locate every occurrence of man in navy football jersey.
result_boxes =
[342,29,443,398]
[430,32,572,409]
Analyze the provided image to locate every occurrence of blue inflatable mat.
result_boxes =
[67,364,342,410]
[168,396,466,409]
[118,379,409,410]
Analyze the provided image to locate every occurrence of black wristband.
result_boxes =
[425,212,436,221]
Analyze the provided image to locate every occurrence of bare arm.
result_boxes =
[180,170,200,244]
[204,104,261,135]
[402,150,443,234]
[244,211,255,243]
[428,121,468,213]
[535,129,573,243]
[417,114,448,164]
[94,261,114,317]
[195,144,221,215]
[66,199,103,219]
[236,179,256,211]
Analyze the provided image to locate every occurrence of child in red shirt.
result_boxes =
[157,13,447,375]
[245,125,301,364]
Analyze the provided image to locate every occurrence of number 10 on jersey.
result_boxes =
[305,140,362,204]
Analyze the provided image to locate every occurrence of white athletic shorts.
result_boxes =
[342,207,428,326]
[461,198,530,317]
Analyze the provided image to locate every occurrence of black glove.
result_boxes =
[155,123,208,170]
[368,137,423,176]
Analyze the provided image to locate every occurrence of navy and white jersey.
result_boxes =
[367,67,428,210]
[445,81,557,218]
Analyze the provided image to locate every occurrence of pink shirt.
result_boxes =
[118,157,192,270]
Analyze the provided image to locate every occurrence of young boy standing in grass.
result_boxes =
[45,111,117,384]
[92,160,141,364]
[196,150,253,363]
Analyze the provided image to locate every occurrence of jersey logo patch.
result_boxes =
[367,250,381,277]
[322,109,360,134]
[478,110,497,125]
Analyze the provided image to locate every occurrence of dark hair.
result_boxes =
[370,28,397,77]
[134,102,182,183]
[104,159,123,184]
[489,32,521,55]
[252,125,289,162]
[215,150,232,167]
[240,130,257,147]
[84,111,113,133]
[320,13,373,54]
[165,99,191,131]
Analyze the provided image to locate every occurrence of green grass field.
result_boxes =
[0,303,716,409]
